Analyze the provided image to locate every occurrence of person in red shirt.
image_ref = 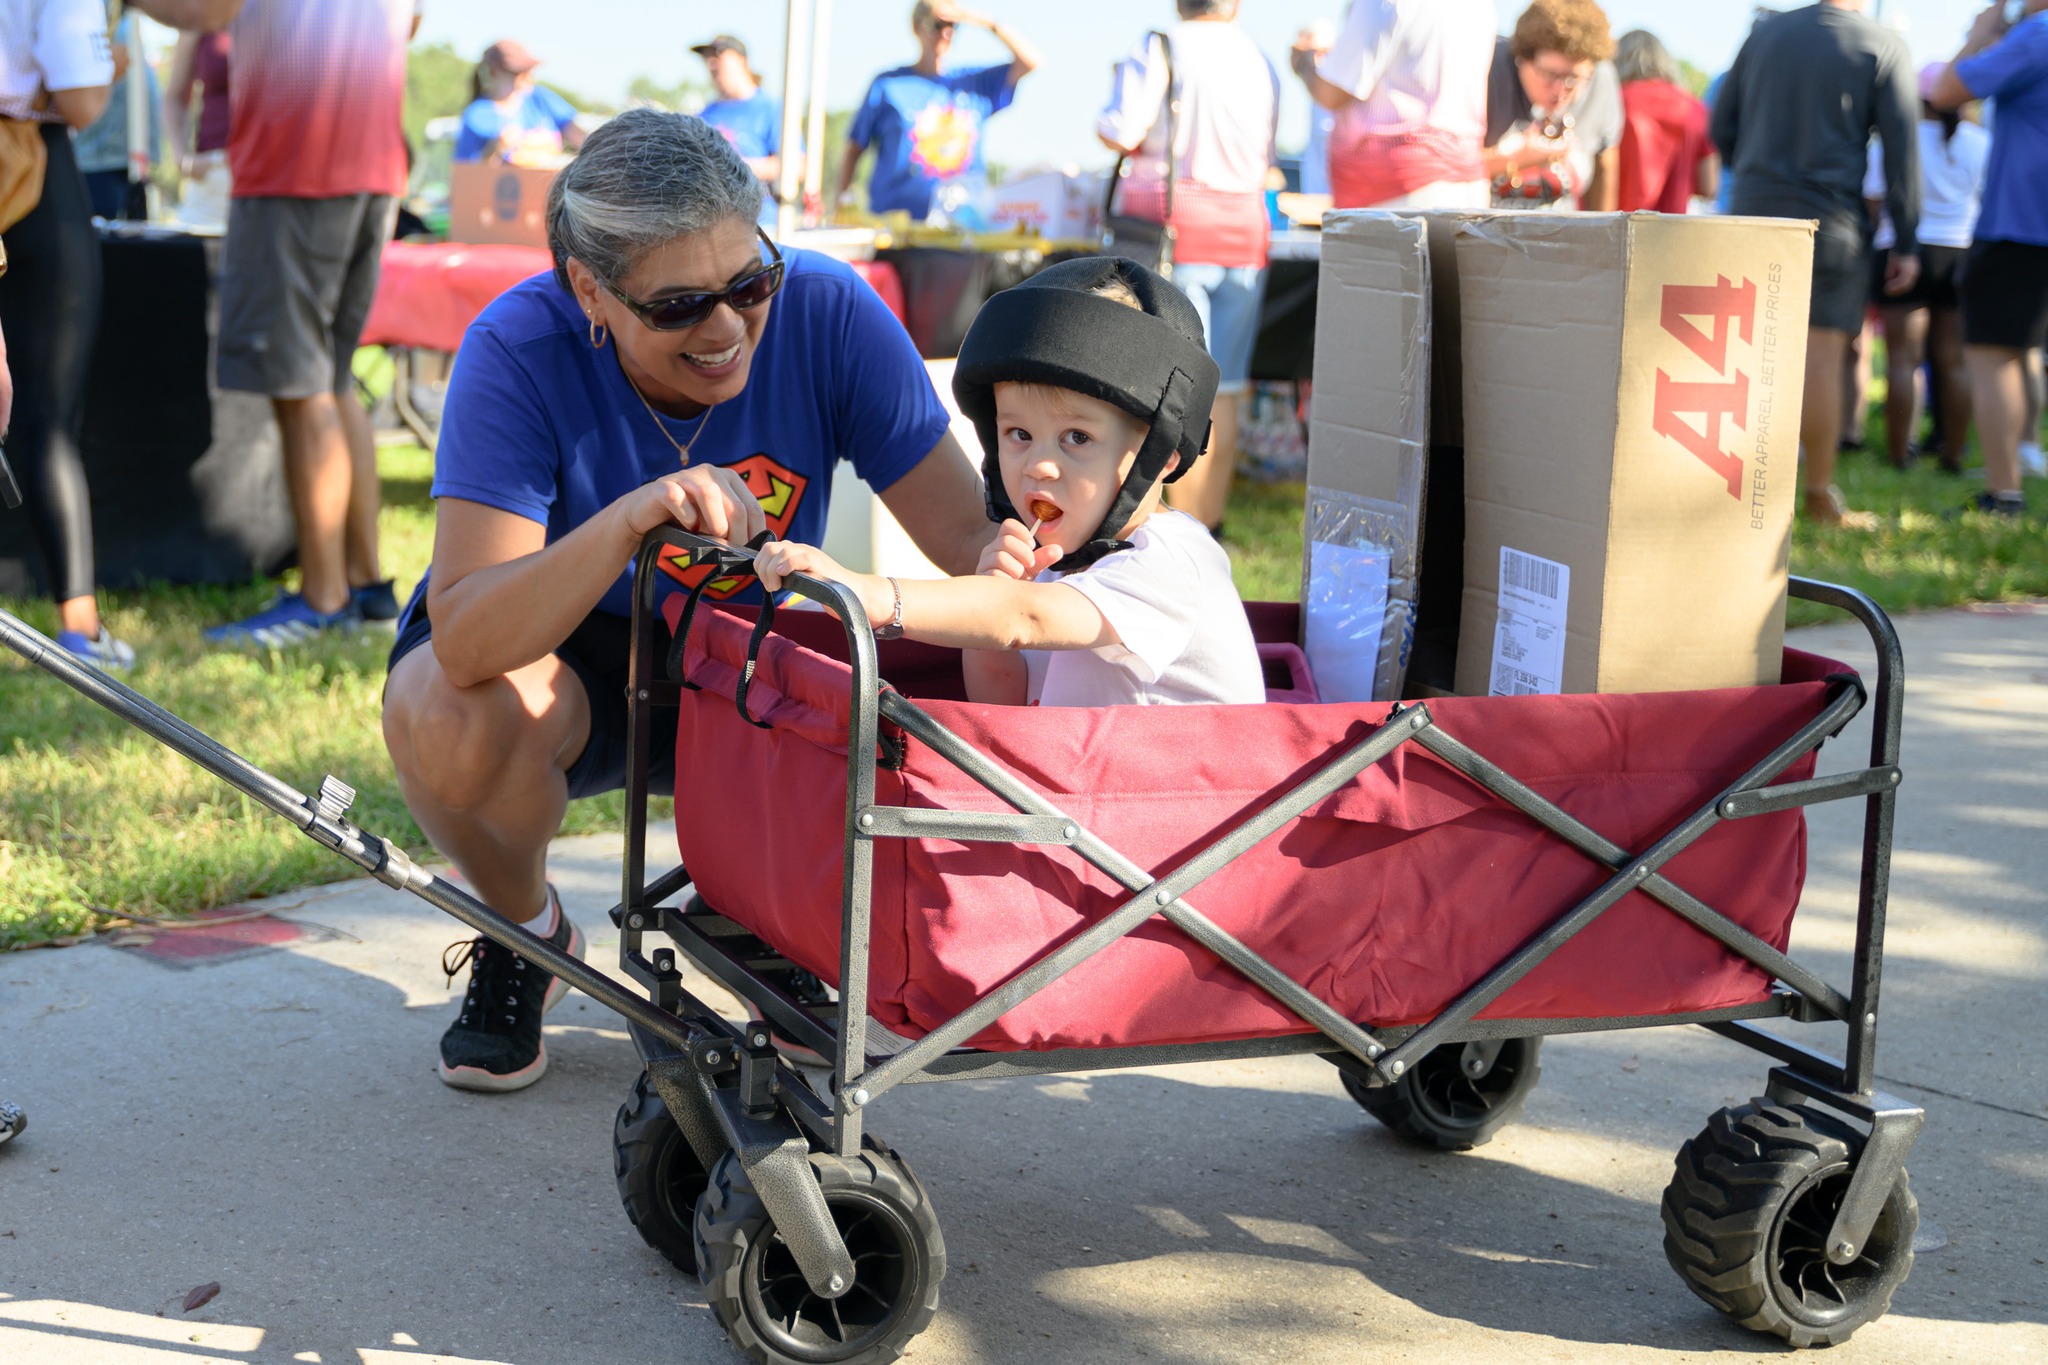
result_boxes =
[1614,29,1717,213]
[136,0,419,643]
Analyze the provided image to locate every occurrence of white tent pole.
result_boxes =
[802,0,834,210]
[776,0,812,239]
[123,17,156,219]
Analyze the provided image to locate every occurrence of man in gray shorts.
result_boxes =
[137,0,420,644]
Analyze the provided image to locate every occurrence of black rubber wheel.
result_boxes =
[695,1143,945,1365]
[613,1071,713,1274]
[1342,1037,1542,1151]
[1662,1100,1917,1348]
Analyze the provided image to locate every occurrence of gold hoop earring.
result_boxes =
[588,315,608,350]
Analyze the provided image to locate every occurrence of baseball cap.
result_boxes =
[482,39,540,74]
[691,34,748,60]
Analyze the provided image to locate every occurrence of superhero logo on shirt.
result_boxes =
[909,101,978,179]
[657,452,811,601]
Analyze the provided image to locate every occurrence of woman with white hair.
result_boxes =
[381,110,991,1093]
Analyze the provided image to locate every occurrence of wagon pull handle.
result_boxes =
[733,585,778,730]
[663,532,777,695]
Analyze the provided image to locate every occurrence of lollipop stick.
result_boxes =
[1026,516,1042,544]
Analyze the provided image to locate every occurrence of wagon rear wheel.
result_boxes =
[1342,1037,1542,1151]
[696,1143,944,1365]
[1661,1100,1916,1348]
[613,1071,713,1274]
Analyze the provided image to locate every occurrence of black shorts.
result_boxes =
[390,599,677,801]
[1809,225,1873,334]
[1874,244,1966,312]
[1959,238,2048,350]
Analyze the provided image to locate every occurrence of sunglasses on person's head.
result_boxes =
[604,228,785,331]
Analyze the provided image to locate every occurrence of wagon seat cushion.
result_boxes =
[668,599,1848,1053]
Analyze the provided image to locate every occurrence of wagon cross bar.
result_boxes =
[847,697,1433,1100]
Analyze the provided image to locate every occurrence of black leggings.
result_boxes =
[0,123,101,603]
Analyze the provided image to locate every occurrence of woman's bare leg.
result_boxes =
[1927,307,1972,472]
[382,644,592,924]
[1879,305,1928,469]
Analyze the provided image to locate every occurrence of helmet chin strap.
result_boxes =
[982,368,1198,573]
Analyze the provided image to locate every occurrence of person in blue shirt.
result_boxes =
[454,39,585,165]
[695,35,784,187]
[1934,0,2048,516]
[836,0,1041,220]
[693,34,789,228]
[381,111,990,1094]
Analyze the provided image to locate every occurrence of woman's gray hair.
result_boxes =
[547,108,765,289]
[1614,29,1681,86]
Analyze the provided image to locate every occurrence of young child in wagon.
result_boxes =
[755,256,1264,707]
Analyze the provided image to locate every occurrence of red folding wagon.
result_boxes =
[0,525,1926,1365]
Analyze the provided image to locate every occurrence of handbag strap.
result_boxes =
[1102,30,1180,232]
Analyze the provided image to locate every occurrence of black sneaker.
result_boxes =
[353,578,401,623]
[437,888,585,1093]
[1953,490,2026,521]
[0,1099,22,1147]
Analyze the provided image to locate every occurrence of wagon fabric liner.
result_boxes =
[668,599,1843,1053]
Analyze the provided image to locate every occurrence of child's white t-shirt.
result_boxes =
[1023,509,1265,707]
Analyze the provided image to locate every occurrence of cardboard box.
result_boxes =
[1301,210,1476,702]
[1452,213,1811,696]
[977,165,1106,243]
[447,162,559,248]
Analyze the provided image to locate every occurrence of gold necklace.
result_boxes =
[626,369,715,467]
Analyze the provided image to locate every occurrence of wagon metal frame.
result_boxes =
[0,520,1927,1360]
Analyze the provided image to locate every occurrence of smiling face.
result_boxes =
[993,382,1174,555]
[568,217,772,414]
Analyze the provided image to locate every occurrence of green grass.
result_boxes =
[0,443,660,950]
[1218,438,2048,630]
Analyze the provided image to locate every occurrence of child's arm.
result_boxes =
[961,521,1039,705]
[753,527,1118,655]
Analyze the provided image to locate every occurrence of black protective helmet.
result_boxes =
[952,257,1220,570]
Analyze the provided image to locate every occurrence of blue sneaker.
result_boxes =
[55,627,136,671]
[204,591,362,647]
[351,578,400,623]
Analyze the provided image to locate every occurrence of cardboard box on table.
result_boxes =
[447,162,558,248]
[1452,213,1812,696]
[1301,209,1478,702]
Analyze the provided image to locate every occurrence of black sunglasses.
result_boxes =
[604,228,785,332]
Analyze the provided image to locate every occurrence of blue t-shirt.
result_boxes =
[454,86,579,163]
[701,92,783,159]
[1957,14,2048,247]
[702,93,787,228]
[848,64,1016,218]
[409,250,949,626]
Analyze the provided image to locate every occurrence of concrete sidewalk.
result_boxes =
[2,604,2044,1364]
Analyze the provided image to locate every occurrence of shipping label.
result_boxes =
[1489,547,1570,696]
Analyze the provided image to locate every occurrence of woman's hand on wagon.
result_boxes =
[615,465,767,548]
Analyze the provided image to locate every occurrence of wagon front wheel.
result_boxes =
[1661,1100,1916,1348]
[613,1070,713,1274]
[1342,1036,1542,1151]
[696,1143,945,1365]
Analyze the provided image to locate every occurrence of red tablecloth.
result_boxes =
[361,241,907,354]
